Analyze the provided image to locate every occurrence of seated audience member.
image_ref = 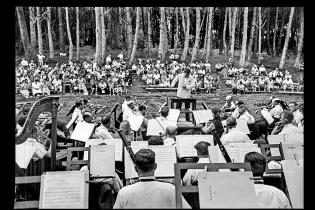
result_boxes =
[20,80,30,98]
[258,65,267,76]
[244,152,291,208]
[220,116,251,145]
[220,95,236,116]
[32,78,42,96]
[288,101,304,126]
[113,149,191,208]
[94,115,114,140]
[282,77,294,91]
[182,141,211,186]
[52,75,62,93]
[271,110,303,135]
[163,126,177,146]
[202,107,224,140]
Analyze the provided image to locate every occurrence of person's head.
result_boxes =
[83,98,91,107]
[184,68,191,78]
[226,95,233,104]
[226,116,237,128]
[160,106,169,118]
[280,110,294,125]
[165,126,177,138]
[235,100,244,107]
[75,100,84,110]
[148,136,164,145]
[288,102,298,112]
[134,149,157,176]
[120,120,131,134]
[101,115,111,128]
[238,105,247,115]
[194,141,211,157]
[83,112,93,123]
[138,105,147,116]
[127,101,136,111]
[244,152,267,177]
[211,107,221,118]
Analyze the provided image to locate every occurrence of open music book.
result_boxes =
[268,134,304,156]
[208,143,261,163]
[176,135,214,158]
[15,143,36,169]
[197,171,259,208]
[127,114,144,131]
[167,109,181,121]
[39,171,89,209]
[124,145,177,179]
[89,145,115,178]
[281,142,304,162]
[221,119,251,134]
[147,119,177,136]
[84,138,123,161]
[261,108,274,124]
[192,110,214,124]
[70,121,95,143]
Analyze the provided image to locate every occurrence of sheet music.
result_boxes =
[197,172,259,208]
[261,108,274,124]
[267,135,285,144]
[147,119,165,136]
[167,109,181,121]
[193,110,214,124]
[70,122,95,143]
[281,160,303,208]
[131,141,148,147]
[284,134,304,143]
[127,115,144,131]
[281,142,304,161]
[124,146,148,179]
[149,145,177,177]
[39,171,88,209]
[15,143,36,169]
[176,135,214,158]
[84,138,123,161]
[89,145,115,177]
[208,146,220,163]
[236,120,250,134]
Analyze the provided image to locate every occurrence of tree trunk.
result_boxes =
[294,7,304,68]
[181,7,190,62]
[247,7,256,61]
[125,7,133,59]
[223,7,228,56]
[158,7,166,60]
[147,7,152,57]
[46,7,54,59]
[279,7,295,69]
[202,8,209,59]
[65,7,73,60]
[191,7,201,62]
[129,7,140,64]
[76,7,80,61]
[29,7,36,50]
[206,7,214,62]
[228,7,232,42]
[36,7,44,54]
[230,7,238,60]
[266,7,271,55]
[174,7,179,55]
[58,7,65,52]
[16,7,35,61]
[95,7,102,65]
[258,7,262,64]
[272,7,279,57]
[239,7,248,67]
[101,7,106,63]
[164,8,169,57]
[277,8,285,55]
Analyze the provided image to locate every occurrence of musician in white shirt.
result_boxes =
[288,102,304,125]
[113,149,191,208]
[269,98,283,122]
[220,117,251,145]
[163,126,177,146]
[94,115,114,140]
[31,78,42,96]
[183,141,211,186]
[123,101,136,121]
[272,110,303,135]
[220,95,236,115]
[244,152,291,208]
[237,105,255,124]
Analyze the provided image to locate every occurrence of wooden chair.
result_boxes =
[66,147,89,171]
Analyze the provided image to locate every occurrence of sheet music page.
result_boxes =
[236,120,250,134]
[193,135,214,146]
[90,145,115,177]
[149,145,176,177]
[267,135,285,144]
[261,108,274,124]
[192,110,201,125]
[103,138,123,162]
[175,135,197,158]
[147,119,165,136]
[281,160,304,208]
[15,143,36,169]
[83,139,106,161]
[70,122,95,142]
[284,134,304,143]
[224,145,241,163]
[163,120,178,130]
[281,142,304,161]
[127,115,144,131]
[193,110,214,124]
[39,171,88,209]
[197,171,259,208]
[167,109,180,121]
[131,141,148,147]
[124,146,148,179]
[208,146,220,163]
[236,144,261,163]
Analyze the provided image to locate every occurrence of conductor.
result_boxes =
[171,68,196,98]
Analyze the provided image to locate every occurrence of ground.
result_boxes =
[15,46,304,124]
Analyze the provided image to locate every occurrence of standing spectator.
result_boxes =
[106,54,112,64]
[37,53,45,67]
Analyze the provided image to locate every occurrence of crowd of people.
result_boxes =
[134,54,219,93]
[16,52,132,98]
[218,62,304,94]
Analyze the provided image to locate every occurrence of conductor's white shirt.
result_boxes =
[171,73,195,98]
[113,176,191,209]
[254,184,291,208]
[220,127,251,145]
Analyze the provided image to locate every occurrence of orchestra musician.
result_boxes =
[220,95,236,117]
[271,110,303,135]
[220,116,251,145]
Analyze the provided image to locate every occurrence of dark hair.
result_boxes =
[194,141,211,156]
[83,98,90,105]
[101,115,111,126]
[135,149,156,172]
[160,106,169,118]
[148,136,164,145]
[282,110,294,124]
[244,152,266,177]
[138,105,146,112]
[66,100,83,116]
[83,113,92,122]
[17,116,27,126]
